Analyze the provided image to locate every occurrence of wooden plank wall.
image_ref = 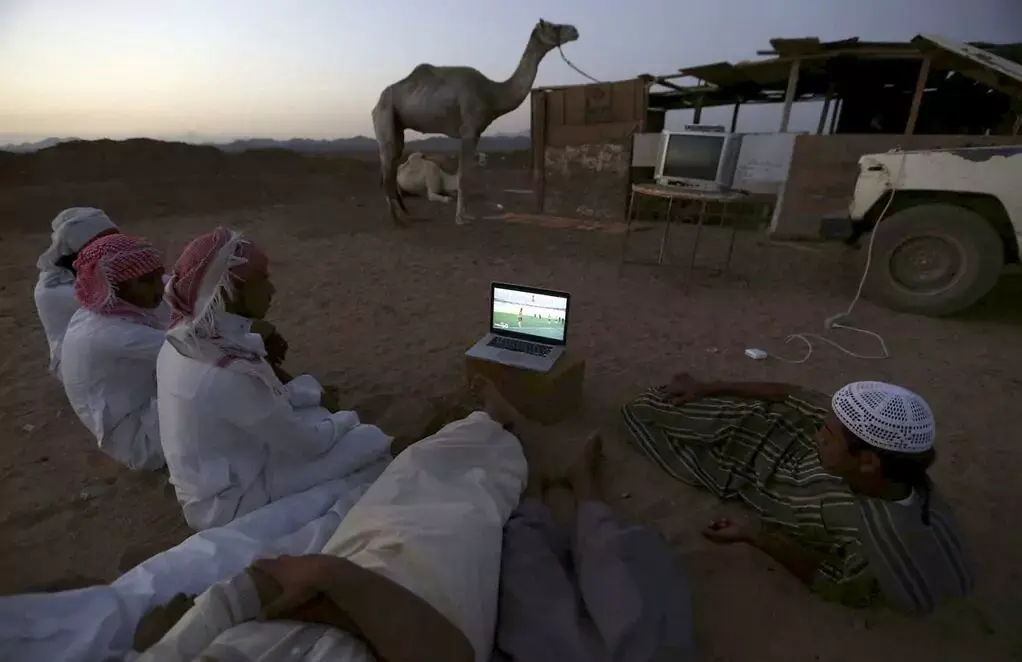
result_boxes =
[532,78,647,214]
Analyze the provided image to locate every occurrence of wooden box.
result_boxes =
[464,349,586,424]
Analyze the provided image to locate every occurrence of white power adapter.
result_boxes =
[744,348,768,360]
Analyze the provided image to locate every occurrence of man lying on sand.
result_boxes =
[134,377,695,662]
[157,227,391,530]
[621,375,974,615]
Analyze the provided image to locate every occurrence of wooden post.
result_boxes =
[828,98,841,134]
[816,87,834,134]
[531,91,547,213]
[905,53,933,135]
[693,94,704,124]
[779,59,801,132]
[730,99,742,132]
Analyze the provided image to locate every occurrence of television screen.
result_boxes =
[662,134,725,181]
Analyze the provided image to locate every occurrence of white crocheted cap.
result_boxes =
[831,381,935,454]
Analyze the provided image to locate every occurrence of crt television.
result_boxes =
[654,129,744,191]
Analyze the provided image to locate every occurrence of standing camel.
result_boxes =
[372,19,580,226]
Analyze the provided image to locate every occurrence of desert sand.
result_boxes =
[0,141,1020,661]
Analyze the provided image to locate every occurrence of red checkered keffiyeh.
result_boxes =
[164,227,269,367]
[72,234,164,328]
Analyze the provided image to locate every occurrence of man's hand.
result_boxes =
[702,516,760,545]
[662,372,707,405]
[252,555,358,629]
[249,319,277,340]
[320,384,341,413]
[132,593,195,651]
[263,332,289,366]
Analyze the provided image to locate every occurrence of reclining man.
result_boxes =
[134,378,696,662]
[621,374,974,615]
[158,227,391,530]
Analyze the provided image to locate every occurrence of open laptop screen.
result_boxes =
[491,284,569,344]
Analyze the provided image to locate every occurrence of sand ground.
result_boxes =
[0,150,1020,661]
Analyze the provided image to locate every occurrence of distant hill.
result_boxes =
[2,133,530,154]
[2,137,83,153]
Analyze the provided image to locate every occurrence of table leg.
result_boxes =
[657,198,673,265]
[688,200,707,276]
[723,202,737,273]
[619,191,637,270]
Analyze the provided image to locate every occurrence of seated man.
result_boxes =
[34,207,119,379]
[158,227,391,530]
[621,375,975,615]
[493,431,696,662]
[134,376,529,662]
[60,233,169,470]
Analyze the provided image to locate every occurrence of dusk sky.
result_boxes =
[1,0,1020,144]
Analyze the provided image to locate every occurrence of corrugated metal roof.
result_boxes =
[911,34,1022,100]
[672,35,1022,100]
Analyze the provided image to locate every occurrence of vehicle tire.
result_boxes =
[864,203,1004,317]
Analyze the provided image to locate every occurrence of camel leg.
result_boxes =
[371,95,409,226]
[455,135,478,225]
[425,170,453,204]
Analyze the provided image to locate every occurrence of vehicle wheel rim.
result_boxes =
[888,235,963,295]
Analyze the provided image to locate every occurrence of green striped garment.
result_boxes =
[621,386,974,614]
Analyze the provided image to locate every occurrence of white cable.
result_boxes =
[766,152,907,364]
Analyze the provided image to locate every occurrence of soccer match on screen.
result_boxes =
[491,287,567,342]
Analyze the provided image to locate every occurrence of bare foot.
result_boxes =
[455,213,475,226]
[470,376,522,429]
[567,431,603,502]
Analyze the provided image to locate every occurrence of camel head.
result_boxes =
[532,19,579,51]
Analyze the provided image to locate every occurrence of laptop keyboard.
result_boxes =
[488,336,553,357]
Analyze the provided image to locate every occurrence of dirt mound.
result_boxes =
[0,138,375,186]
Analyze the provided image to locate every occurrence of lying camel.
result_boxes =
[397,153,459,204]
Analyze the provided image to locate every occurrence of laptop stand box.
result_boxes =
[465,348,585,424]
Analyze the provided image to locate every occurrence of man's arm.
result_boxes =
[320,560,475,662]
[749,532,880,609]
[699,381,798,403]
[748,530,822,583]
[255,557,475,662]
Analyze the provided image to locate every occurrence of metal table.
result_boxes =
[620,183,773,274]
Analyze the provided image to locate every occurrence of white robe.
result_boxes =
[138,411,527,662]
[60,306,169,471]
[34,274,79,378]
[156,312,392,531]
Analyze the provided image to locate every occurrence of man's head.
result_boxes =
[39,207,120,276]
[816,382,937,504]
[73,234,165,313]
[165,227,275,328]
[223,244,273,320]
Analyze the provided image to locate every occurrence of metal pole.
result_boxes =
[828,98,841,134]
[730,99,742,132]
[905,53,933,135]
[779,59,801,132]
[816,89,833,135]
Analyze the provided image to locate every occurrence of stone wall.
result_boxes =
[771,134,1022,239]
[542,140,630,219]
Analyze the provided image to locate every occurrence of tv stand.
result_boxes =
[620,182,774,274]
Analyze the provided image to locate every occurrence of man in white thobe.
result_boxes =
[60,233,170,470]
[158,227,392,530]
[34,207,119,379]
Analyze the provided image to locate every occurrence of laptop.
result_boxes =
[465,282,570,373]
